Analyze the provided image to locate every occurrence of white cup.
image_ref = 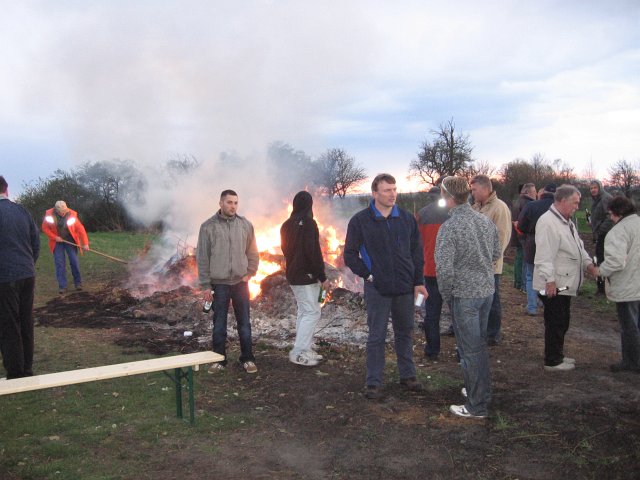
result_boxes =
[414,293,424,307]
[183,331,193,337]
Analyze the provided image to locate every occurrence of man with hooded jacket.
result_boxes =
[41,200,89,294]
[280,191,328,367]
[589,180,613,295]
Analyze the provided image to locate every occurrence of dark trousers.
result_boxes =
[514,246,524,289]
[616,301,640,369]
[487,274,502,342]
[541,294,572,366]
[211,282,255,366]
[0,277,36,379]
[423,276,443,357]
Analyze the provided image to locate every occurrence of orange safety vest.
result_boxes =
[41,208,89,253]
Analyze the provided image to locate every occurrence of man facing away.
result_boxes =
[196,189,260,374]
[533,185,596,372]
[592,196,640,373]
[416,186,449,361]
[512,183,537,292]
[0,176,40,379]
[589,180,613,296]
[344,173,428,400]
[41,200,89,294]
[470,175,512,345]
[280,191,328,367]
[435,176,501,419]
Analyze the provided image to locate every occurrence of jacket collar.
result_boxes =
[369,199,399,219]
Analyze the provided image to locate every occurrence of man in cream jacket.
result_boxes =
[534,185,597,371]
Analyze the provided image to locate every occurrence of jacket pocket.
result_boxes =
[555,257,578,288]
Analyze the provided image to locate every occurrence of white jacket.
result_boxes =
[533,205,592,296]
[598,214,640,302]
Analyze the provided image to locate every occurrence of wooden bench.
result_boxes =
[0,351,224,424]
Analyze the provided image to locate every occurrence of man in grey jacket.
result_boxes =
[435,176,501,419]
[196,189,260,374]
[593,196,640,373]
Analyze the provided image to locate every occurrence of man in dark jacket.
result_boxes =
[512,183,536,291]
[518,183,556,316]
[344,173,428,399]
[280,191,328,367]
[589,180,613,295]
[416,186,449,360]
[0,176,40,379]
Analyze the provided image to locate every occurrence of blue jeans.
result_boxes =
[524,263,538,314]
[53,242,82,289]
[423,276,442,357]
[364,282,416,387]
[615,301,640,369]
[487,274,502,342]
[211,282,254,366]
[451,295,492,416]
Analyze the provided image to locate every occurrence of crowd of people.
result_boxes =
[2,172,639,421]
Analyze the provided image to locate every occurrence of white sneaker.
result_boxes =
[449,404,486,419]
[305,350,323,361]
[290,351,319,367]
[207,363,225,374]
[544,362,575,371]
[562,357,575,364]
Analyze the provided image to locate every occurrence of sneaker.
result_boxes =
[243,361,258,374]
[562,357,575,364]
[449,404,486,419]
[75,285,83,291]
[365,385,382,400]
[526,310,538,316]
[544,362,575,371]
[305,350,323,361]
[461,387,467,398]
[290,352,319,367]
[58,288,67,295]
[207,362,225,374]
[399,377,424,392]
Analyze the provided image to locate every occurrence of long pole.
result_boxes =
[59,239,129,264]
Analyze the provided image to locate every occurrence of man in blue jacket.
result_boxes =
[344,173,428,399]
[0,176,40,379]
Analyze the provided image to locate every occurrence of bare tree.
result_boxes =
[314,148,367,198]
[608,159,639,197]
[165,154,200,175]
[408,118,474,186]
[466,159,496,178]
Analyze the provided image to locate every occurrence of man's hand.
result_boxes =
[55,236,63,242]
[414,284,428,299]
[321,279,330,290]
[83,245,89,251]
[202,289,213,302]
[587,264,598,278]
[241,274,252,283]
[545,281,557,298]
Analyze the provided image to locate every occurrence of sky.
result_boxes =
[1,0,639,202]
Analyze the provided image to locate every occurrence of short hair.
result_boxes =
[220,189,238,200]
[608,195,636,217]
[554,184,580,202]
[0,175,7,194]
[521,183,536,194]
[371,173,396,192]
[441,176,470,205]
[470,174,493,191]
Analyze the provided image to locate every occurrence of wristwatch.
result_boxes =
[366,274,374,283]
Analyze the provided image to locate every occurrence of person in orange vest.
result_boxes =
[41,201,89,294]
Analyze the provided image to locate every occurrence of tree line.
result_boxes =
[16,119,639,231]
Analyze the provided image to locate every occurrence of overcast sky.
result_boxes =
[1,0,639,197]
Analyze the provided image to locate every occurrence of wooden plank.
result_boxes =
[0,351,224,396]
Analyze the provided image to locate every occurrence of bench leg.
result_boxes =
[174,367,183,419]
[167,367,196,425]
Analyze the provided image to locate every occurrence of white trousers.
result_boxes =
[290,283,322,356]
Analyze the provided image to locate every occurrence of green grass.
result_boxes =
[2,232,253,479]
[35,232,156,306]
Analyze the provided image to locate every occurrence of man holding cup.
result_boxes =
[344,173,428,400]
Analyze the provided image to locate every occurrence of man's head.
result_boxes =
[521,183,536,198]
[371,173,397,210]
[219,189,239,217]
[440,176,471,206]
[469,175,493,204]
[607,195,636,224]
[589,180,602,198]
[54,200,69,216]
[554,185,581,219]
[0,175,7,194]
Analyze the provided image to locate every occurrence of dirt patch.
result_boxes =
[33,241,640,479]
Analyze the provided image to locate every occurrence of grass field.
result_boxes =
[2,232,247,480]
